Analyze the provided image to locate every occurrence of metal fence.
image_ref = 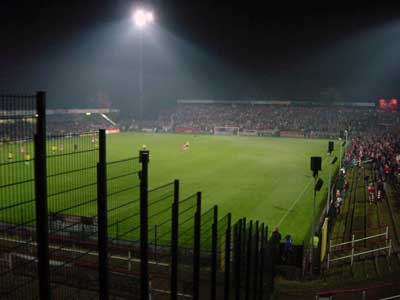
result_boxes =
[46,132,100,299]
[0,93,38,299]
[0,91,275,300]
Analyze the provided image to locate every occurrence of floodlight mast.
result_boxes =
[132,8,154,123]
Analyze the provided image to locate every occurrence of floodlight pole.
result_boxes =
[327,165,332,215]
[139,29,143,124]
[133,8,154,124]
[310,175,317,276]
[327,157,337,215]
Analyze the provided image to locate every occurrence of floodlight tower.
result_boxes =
[132,8,154,124]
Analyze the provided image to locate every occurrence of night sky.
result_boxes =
[1,1,400,116]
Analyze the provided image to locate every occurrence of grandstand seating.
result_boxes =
[122,102,400,136]
[47,113,116,136]
[326,165,400,279]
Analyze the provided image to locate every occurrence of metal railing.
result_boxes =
[327,226,391,270]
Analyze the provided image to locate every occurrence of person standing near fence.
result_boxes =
[368,183,375,204]
[343,180,350,197]
[377,179,384,202]
[336,193,343,214]
[270,227,281,264]
[282,234,292,263]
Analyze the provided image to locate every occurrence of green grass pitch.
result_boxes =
[107,133,340,244]
[0,132,340,245]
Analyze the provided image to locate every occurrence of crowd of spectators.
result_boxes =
[1,114,117,141]
[0,122,35,142]
[344,130,400,186]
[46,114,115,136]
[330,129,400,217]
[155,103,400,133]
[3,103,399,139]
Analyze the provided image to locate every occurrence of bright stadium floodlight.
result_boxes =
[132,8,154,28]
[131,7,155,123]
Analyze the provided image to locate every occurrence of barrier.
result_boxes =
[327,226,391,270]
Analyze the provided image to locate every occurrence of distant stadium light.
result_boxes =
[132,8,154,28]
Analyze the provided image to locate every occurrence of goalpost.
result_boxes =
[213,126,240,136]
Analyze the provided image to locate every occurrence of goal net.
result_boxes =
[213,127,239,136]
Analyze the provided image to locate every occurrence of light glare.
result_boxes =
[133,9,154,28]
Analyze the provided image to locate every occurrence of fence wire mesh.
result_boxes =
[46,132,99,299]
[0,94,38,300]
[1,93,275,299]
[200,207,214,252]
[106,157,141,299]
[107,157,141,244]
[217,214,229,273]
[148,182,174,252]
[177,193,197,298]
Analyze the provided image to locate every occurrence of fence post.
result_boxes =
[385,226,389,247]
[97,129,109,300]
[128,250,132,272]
[34,91,50,300]
[327,239,332,270]
[224,213,232,300]
[154,224,158,262]
[327,253,330,271]
[171,179,179,300]
[211,205,218,300]
[116,219,120,245]
[242,217,247,276]
[351,234,355,266]
[388,239,392,256]
[253,221,259,297]
[139,149,150,300]
[259,223,265,300]
[193,192,202,300]
[245,220,253,300]
[234,220,242,300]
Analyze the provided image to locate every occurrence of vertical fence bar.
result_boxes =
[171,179,179,300]
[385,226,389,246]
[235,219,242,300]
[259,223,265,300]
[140,149,150,300]
[245,220,253,300]
[128,250,132,272]
[97,129,109,300]
[211,205,218,300]
[116,220,120,245]
[253,221,259,297]
[193,192,202,300]
[224,213,232,300]
[154,224,158,262]
[351,234,355,266]
[34,91,50,300]
[242,217,247,275]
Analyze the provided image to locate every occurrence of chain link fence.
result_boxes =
[0,92,275,300]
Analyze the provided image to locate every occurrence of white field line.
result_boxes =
[277,156,330,227]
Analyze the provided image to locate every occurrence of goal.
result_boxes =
[213,127,240,136]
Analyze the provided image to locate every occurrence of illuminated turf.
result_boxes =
[0,132,340,245]
[107,133,339,244]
